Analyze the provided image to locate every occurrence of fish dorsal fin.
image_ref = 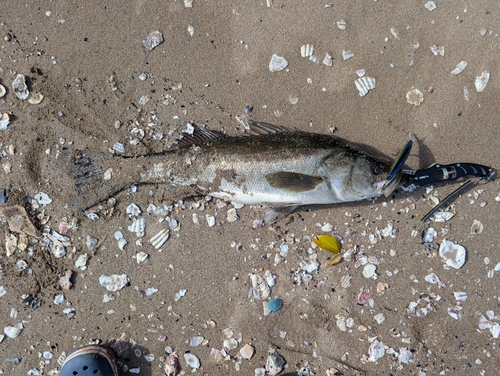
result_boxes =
[175,125,225,148]
[265,171,324,193]
[247,120,295,136]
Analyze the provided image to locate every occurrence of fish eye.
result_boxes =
[372,161,385,175]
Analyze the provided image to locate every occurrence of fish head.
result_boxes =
[323,153,403,201]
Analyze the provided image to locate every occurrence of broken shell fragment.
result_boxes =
[142,31,163,51]
[59,270,73,290]
[406,88,424,106]
[368,340,385,362]
[128,217,145,235]
[183,353,200,371]
[471,219,484,234]
[4,323,23,339]
[266,349,285,376]
[362,264,377,279]
[12,74,29,100]
[451,60,467,75]
[0,84,5,98]
[149,228,170,249]
[300,44,314,58]
[439,239,466,269]
[250,273,270,300]
[99,274,129,291]
[355,77,376,96]
[336,20,346,30]
[240,344,255,360]
[164,352,179,376]
[322,53,333,67]
[0,112,10,130]
[28,92,44,104]
[475,71,490,92]
[269,54,288,72]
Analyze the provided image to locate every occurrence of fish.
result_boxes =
[45,121,403,218]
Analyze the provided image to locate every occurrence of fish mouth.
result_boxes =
[374,171,403,197]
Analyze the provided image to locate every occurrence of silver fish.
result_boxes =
[48,121,403,216]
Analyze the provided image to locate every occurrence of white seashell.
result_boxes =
[368,340,385,362]
[301,259,319,274]
[379,222,393,237]
[454,291,467,301]
[183,353,200,370]
[398,348,412,364]
[355,69,366,78]
[322,53,333,67]
[103,168,113,180]
[471,219,484,234]
[117,238,127,251]
[184,0,193,7]
[269,54,288,72]
[4,323,23,338]
[289,95,299,105]
[99,274,129,291]
[342,50,354,60]
[300,44,314,58]
[112,142,124,153]
[187,25,195,36]
[240,344,255,359]
[226,208,239,223]
[206,214,216,227]
[190,336,204,347]
[264,270,276,287]
[136,251,148,263]
[374,313,385,324]
[336,315,347,331]
[0,113,10,130]
[5,233,17,257]
[425,1,436,11]
[355,77,376,96]
[28,92,44,104]
[266,349,285,376]
[223,338,238,350]
[406,88,424,105]
[250,273,270,300]
[478,314,492,330]
[34,192,52,205]
[150,228,169,249]
[142,31,163,51]
[439,239,466,269]
[75,254,88,270]
[12,74,29,100]
[432,211,455,222]
[54,294,65,305]
[126,203,141,216]
[362,264,377,279]
[128,217,145,234]
[340,274,351,288]
[0,84,5,98]
[490,323,500,338]
[475,71,490,92]
[337,20,346,30]
[451,60,467,74]
[425,273,441,284]
[0,286,6,298]
[448,306,463,321]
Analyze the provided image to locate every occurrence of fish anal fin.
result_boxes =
[265,172,323,193]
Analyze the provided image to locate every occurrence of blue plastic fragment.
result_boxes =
[267,298,283,313]
[0,188,7,204]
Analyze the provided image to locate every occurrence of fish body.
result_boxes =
[53,121,402,212]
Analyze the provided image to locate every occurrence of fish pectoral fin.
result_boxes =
[265,172,323,193]
[264,205,299,224]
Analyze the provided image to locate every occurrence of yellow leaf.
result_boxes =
[326,252,344,267]
[313,234,342,254]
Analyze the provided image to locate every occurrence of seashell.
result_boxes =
[54,294,65,305]
[240,344,254,359]
[150,228,169,249]
[398,347,412,364]
[478,314,491,330]
[142,31,163,51]
[451,60,467,74]
[422,227,437,243]
[425,1,436,11]
[300,44,314,58]
[336,315,347,331]
[368,339,385,362]
[471,219,484,234]
[183,352,200,370]
[424,272,441,284]
[4,323,23,338]
[439,239,466,269]
[226,208,239,223]
[126,203,141,216]
[289,95,299,105]
[491,323,500,338]
[406,88,424,106]
[75,254,88,270]
[12,74,29,100]
[34,192,52,206]
[250,273,270,300]
[0,84,5,98]
[5,233,17,257]
[113,142,124,153]
[205,214,216,227]
[269,54,288,72]
[362,264,377,279]
[374,313,385,324]
[136,251,148,263]
[128,217,145,234]
[117,238,127,251]
[15,260,27,271]
[190,336,204,347]
[184,0,193,7]
[432,211,455,222]
[0,286,6,298]
[266,349,285,376]
[28,92,43,104]
[454,291,467,301]
[430,45,445,56]
[342,49,354,60]
[103,168,112,180]
[99,274,129,291]
[337,20,346,30]
[86,236,98,251]
[0,113,10,130]
[447,306,463,321]
[340,274,351,288]
[356,69,366,77]
[267,298,283,313]
[210,348,223,363]
[355,77,376,96]
[59,270,73,290]
[164,351,179,376]
[223,338,238,350]
[322,53,333,67]
[187,25,195,36]
[357,289,372,304]
[475,71,490,92]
